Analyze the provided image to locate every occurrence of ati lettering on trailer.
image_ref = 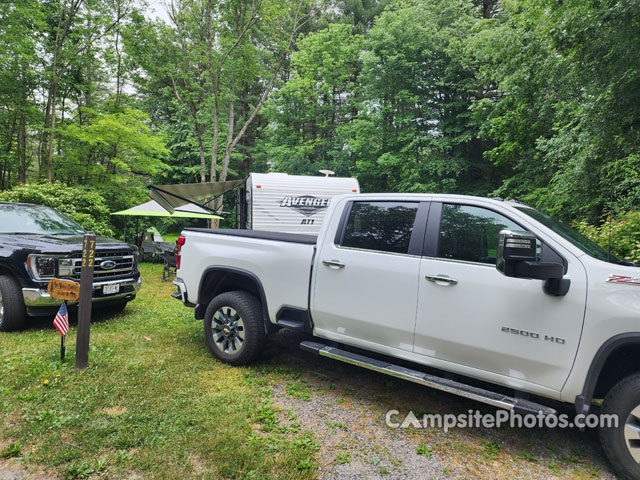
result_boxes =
[280,195,330,221]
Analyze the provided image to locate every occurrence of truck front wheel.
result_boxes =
[600,373,640,480]
[0,275,26,331]
[203,291,266,366]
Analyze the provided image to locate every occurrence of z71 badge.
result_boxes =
[607,274,640,286]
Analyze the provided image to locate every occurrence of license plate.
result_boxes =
[103,284,120,295]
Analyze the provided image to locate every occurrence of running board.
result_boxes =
[300,341,556,416]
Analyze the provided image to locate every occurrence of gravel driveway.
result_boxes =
[262,329,618,480]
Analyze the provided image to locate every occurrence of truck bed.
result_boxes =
[179,228,317,322]
[183,228,317,245]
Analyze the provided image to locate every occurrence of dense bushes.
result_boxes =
[0,182,115,237]
[575,213,640,263]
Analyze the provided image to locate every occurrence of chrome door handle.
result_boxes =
[425,274,458,285]
[322,260,345,269]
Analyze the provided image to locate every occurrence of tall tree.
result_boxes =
[470,0,640,220]
[128,0,307,192]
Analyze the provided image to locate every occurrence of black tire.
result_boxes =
[96,300,128,314]
[600,373,640,480]
[0,275,26,331]
[203,291,266,366]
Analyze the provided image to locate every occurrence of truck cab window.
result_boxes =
[438,204,522,265]
[341,201,419,254]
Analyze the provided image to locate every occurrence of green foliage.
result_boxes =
[416,443,432,457]
[471,0,640,221]
[59,108,168,187]
[259,23,363,176]
[0,182,115,237]
[2,0,640,249]
[262,0,496,194]
[1,441,22,459]
[575,212,640,262]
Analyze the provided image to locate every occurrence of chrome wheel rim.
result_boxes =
[211,307,245,354]
[624,405,640,463]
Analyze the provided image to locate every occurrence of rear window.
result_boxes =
[340,201,419,254]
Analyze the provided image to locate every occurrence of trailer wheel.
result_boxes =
[0,275,26,331]
[204,291,266,366]
[599,373,640,480]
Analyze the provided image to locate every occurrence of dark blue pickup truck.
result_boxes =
[0,202,141,331]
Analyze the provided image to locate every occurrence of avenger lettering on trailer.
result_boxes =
[280,195,330,217]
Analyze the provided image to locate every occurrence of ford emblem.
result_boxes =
[100,260,117,270]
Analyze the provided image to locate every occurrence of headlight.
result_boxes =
[27,255,57,280]
[58,258,76,277]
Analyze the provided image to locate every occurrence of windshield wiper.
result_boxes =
[614,259,637,267]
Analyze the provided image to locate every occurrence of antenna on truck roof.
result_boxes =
[607,186,613,263]
[319,169,335,177]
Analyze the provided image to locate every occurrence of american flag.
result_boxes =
[53,301,69,336]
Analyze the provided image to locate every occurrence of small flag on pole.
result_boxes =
[53,301,69,336]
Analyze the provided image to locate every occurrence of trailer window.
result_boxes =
[340,201,419,254]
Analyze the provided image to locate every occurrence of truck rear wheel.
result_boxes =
[203,291,266,366]
[0,275,26,331]
[600,373,640,480]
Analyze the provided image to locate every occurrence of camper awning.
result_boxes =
[148,180,243,214]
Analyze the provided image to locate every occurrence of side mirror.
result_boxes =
[497,229,537,270]
[497,230,570,296]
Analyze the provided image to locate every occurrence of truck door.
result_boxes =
[311,200,428,352]
[414,201,586,391]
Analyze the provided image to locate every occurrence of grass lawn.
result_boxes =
[0,264,318,479]
[161,233,179,244]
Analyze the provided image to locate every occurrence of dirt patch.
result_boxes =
[0,459,58,480]
[100,406,128,416]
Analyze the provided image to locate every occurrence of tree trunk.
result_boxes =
[47,74,58,182]
[18,111,26,183]
[210,94,219,183]
[221,93,235,182]
[115,1,122,108]
[194,120,206,183]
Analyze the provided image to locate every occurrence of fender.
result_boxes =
[575,333,640,415]
[0,259,29,287]
[196,266,270,327]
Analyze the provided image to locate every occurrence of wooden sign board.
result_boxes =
[47,278,80,302]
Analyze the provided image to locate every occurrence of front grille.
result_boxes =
[63,250,136,281]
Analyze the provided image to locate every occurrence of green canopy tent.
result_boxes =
[111,200,222,243]
[112,200,222,219]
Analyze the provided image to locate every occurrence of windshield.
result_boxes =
[0,204,85,235]
[515,207,620,263]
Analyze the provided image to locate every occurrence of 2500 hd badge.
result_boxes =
[501,326,566,344]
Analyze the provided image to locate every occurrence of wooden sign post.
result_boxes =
[75,233,95,369]
[47,278,80,302]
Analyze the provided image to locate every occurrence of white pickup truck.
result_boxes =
[173,193,640,479]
